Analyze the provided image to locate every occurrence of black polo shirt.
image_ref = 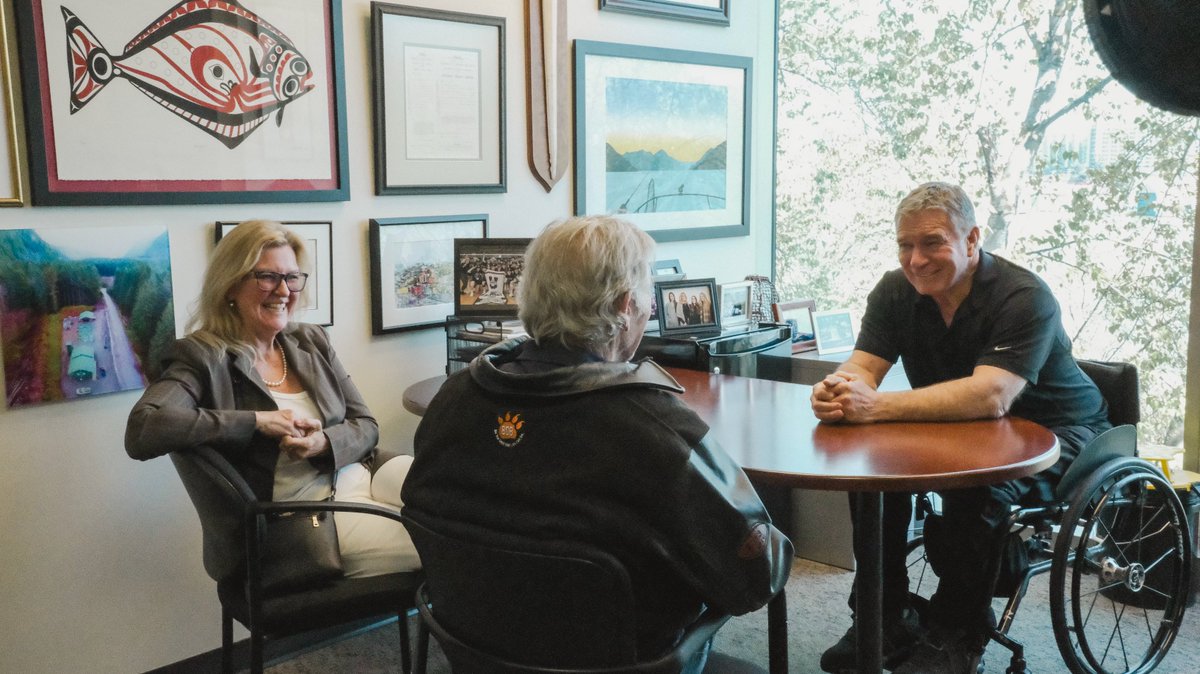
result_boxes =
[855,252,1108,432]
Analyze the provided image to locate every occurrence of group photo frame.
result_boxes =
[452,238,531,319]
[599,0,730,26]
[13,0,350,206]
[371,2,505,195]
[369,214,488,334]
[216,221,334,327]
[574,40,751,242]
[656,277,719,337]
[1,4,24,206]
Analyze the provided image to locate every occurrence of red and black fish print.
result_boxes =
[63,0,316,149]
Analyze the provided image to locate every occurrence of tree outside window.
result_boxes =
[775,0,1198,445]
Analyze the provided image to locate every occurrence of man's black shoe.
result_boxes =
[819,607,923,673]
[891,624,985,674]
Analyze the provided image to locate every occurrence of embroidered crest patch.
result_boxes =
[495,411,525,447]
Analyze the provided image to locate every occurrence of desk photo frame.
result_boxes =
[718,280,752,330]
[772,299,816,353]
[656,277,718,337]
[452,238,531,318]
[812,308,856,355]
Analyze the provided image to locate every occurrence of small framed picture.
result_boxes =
[772,299,817,353]
[368,214,487,334]
[656,278,719,338]
[653,258,685,283]
[453,238,532,319]
[812,309,857,355]
[216,221,333,327]
[718,281,753,330]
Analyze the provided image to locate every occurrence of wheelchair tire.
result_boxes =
[1049,457,1191,674]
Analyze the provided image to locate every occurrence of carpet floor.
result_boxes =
[267,557,1200,673]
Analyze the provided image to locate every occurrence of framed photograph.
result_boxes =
[656,277,718,337]
[13,0,350,206]
[1,4,24,206]
[574,40,751,242]
[717,280,752,330]
[369,214,488,334]
[599,0,730,26]
[371,3,505,195]
[772,299,816,353]
[216,221,333,327]
[452,237,531,319]
[653,258,685,283]
[812,308,856,356]
[1,225,174,407]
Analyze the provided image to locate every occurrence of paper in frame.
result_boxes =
[216,221,333,327]
[0,3,24,206]
[574,40,750,242]
[371,3,505,195]
[369,215,488,334]
[717,280,752,330]
[599,0,730,26]
[14,0,350,206]
[656,277,718,338]
[812,308,856,356]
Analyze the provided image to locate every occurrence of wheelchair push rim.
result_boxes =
[1049,458,1191,674]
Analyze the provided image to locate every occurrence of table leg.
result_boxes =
[767,587,788,674]
[855,491,883,674]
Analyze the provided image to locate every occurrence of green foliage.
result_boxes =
[145,299,176,381]
[776,0,1196,444]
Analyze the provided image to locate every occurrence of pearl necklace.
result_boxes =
[261,340,288,387]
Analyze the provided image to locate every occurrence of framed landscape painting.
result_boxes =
[369,214,488,334]
[574,40,750,242]
[0,225,174,407]
[216,221,333,326]
[13,0,350,205]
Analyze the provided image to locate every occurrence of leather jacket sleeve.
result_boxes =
[661,432,793,616]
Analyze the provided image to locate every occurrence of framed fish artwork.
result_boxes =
[370,3,506,195]
[13,0,350,206]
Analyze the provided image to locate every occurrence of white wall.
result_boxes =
[0,1,777,670]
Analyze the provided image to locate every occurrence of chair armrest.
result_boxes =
[669,605,730,664]
[251,499,404,525]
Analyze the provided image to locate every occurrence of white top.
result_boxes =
[270,389,331,502]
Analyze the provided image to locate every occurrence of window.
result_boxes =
[775,0,1199,446]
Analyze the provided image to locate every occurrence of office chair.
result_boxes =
[906,359,1191,674]
[402,508,732,673]
[170,446,427,674]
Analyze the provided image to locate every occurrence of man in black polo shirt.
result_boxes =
[811,182,1110,674]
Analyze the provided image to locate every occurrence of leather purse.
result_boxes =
[259,499,343,593]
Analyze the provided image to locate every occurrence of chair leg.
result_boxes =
[398,610,412,674]
[221,608,233,674]
[414,616,429,674]
[250,629,265,674]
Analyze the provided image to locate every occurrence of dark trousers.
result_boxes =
[846,425,1099,640]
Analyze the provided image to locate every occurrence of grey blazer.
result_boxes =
[125,323,379,500]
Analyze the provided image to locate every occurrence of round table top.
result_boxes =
[402,367,1060,493]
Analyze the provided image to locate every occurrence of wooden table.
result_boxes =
[401,368,1060,674]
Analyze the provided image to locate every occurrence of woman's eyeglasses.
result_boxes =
[250,271,309,292]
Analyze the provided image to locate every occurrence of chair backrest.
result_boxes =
[1076,359,1140,427]
[402,508,639,669]
[170,446,256,583]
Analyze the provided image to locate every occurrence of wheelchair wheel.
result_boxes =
[1049,457,1190,674]
[905,534,935,615]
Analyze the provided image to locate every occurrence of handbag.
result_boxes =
[258,473,344,593]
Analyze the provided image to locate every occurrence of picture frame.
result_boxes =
[371,2,505,195]
[216,221,334,327]
[1,3,24,206]
[13,0,350,206]
[656,277,719,337]
[369,214,488,334]
[599,0,731,26]
[772,299,816,353]
[717,280,753,330]
[653,258,685,283]
[574,40,751,242]
[452,237,531,319]
[812,308,857,356]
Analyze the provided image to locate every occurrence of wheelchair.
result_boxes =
[905,361,1192,674]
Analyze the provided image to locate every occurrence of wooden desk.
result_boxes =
[401,368,1060,674]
